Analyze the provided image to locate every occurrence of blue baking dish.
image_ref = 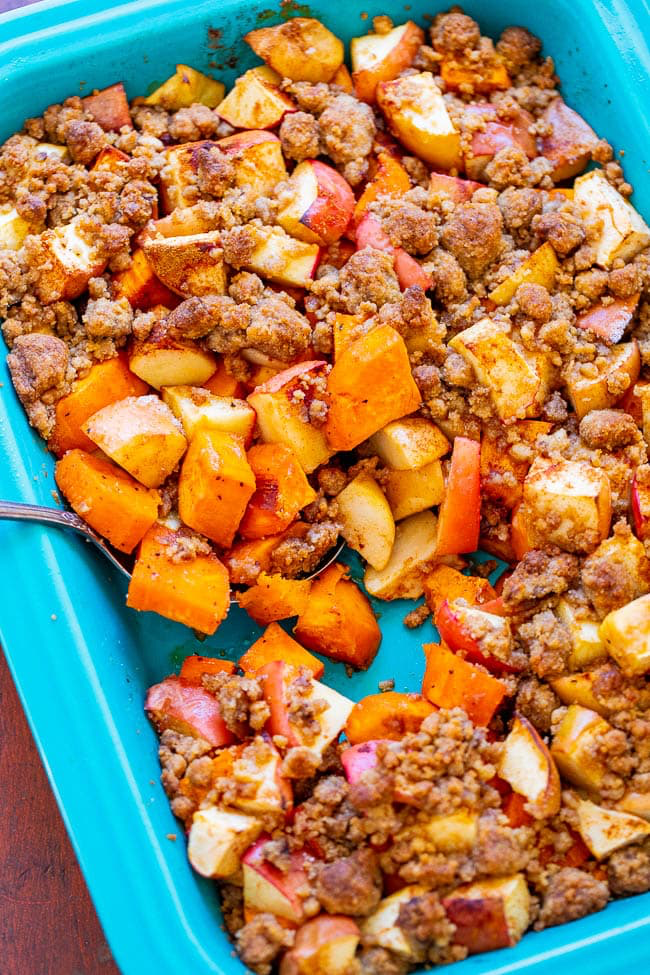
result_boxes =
[2,0,650,971]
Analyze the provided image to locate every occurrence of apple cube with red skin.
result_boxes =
[278,160,354,246]
[435,600,520,675]
[341,739,393,784]
[464,103,536,181]
[258,661,354,756]
[498,714,561,819]
[243,838,314,923]
[280,916,361,975]
[83,82,133,131]
[566,340,640,419]
[143,231,227,297]
[355,212,432,292]
[245,17,344,84]
[247,361,333,473]
[575,294,639,344]
[33,217,107,303]
[429,171,482,203]
[145,676,234,747]
[443,874,531,954]
[361,886,430,960]
[540,97,598,181]
[351,20,424,103]
[218,66,296,130]
[188,807,262,878]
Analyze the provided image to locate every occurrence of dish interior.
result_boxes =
[2,0,650,972]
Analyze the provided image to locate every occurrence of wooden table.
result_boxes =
[0,2,120,970]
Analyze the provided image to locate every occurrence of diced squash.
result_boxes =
[223,533,288,585]
[178,429,256,547]
[326,324,421,451]
[179,655,236,683]
[353,152,411,224]
[55,450,160,554]
[294,563,381,670]
[480,421,553,509]
[82,395,187,488]
[489,243,558,306]
[345,692,435,745]
[49,354,148,456]
[440,56,510,93]
[144,64,225,109]
[239,622,324,679]
[127,524,229,634]
[422,642,506,726]
[239,443,317,539]
[237,573,311,625]
[384,462,445,521]
[423,565,496,615]
[332,312,371,361]
[364,510,438,600]
[113,248,178,311]
[204,359,246,398]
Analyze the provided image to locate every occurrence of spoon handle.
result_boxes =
[0,500,90,534]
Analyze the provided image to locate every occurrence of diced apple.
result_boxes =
[364,510,438,600]
[280,916,361,975]
[231,739,293,818]
[243,840,311,922]
[425,810,479,852]
[575,294,639,344]
[143,232,226,297]
[83,82,133,131]
[443,874,530,954]
[188,807,261,878]
[33,217,106,303]
[245,18,344,83]
[91,146,131,174]
[240,223,320,289]
[217,129,287,195]
[351,20,424,103]
[162,385,255,442]
[341,739,389,784]
[247,361,333,473]
[480,420,552,510]
[551,704,613,794]
[377,72,461,170]
[574,169,650,267]
[583,529,650,620]
[463,103,536,181]
[217,66,296,130]
[361,886,430,960]
[449,318,542,422]
[336,473,395,571]
[159,140,213,213]
[129,330,216,390]
[113,248,177,310]
[145,675,234,746]
[566,340,640,419]
[600,593,650,675]
[277,159,354,246]
[522,457,611,553]
[576,798,650,859]
[617,792,650,821]
[489,242,558,306]
[556,599,606,669]
[498,714,561,818]
[540,98,598,181]
[435,600,519,675]
[368,417,449,470]
[384,462,444,521]
[355,213,432,291]
[633,468,650,541]
[82,394,187,488]
[0,205,30,250]
[551,671,611,717]
[429,171,482,203]
[144,64,225,110]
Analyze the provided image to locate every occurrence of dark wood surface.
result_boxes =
[0,3,120,971]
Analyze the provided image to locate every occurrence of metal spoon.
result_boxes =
[0,500,344,590]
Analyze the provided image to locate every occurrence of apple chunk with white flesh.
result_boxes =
[230,738,293,818]
[377,72,461,170]
[143,232,227,297]
[277,160,354,246]
[245,18,344,83]
[145,676,234,747]
[498,714,561,819]
[522,456,611,554]
[188,807,262,878]
[574,169,650,268]
[364,510,438,600]
[129,331,217,390]
[0,206,30,250]
[241,224,320,289]
[162,386,256,442]
[34,217,107,302]
[368,417,449,470]
[217,66,296,130]
[540,98,598,181]
[280,916,361,975]
[384,462,444,521]
[243,838,312,922]
[336,473,395,571]
[600,593,650,676]
[361,886,430,960]
[551,704,613,795]
[443,874,531,954]
[575,798,650,859]
[351,20,424,103]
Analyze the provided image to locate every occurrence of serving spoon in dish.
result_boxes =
[0,500,345,588]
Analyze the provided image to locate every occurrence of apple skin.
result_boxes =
[498,713,561,819]
[280,915,361,975]
[429,171,482,203]
[301,160,355,245]
[541,97,598,181]
[443,874,530,954]
[352,20,425,104]
[83,82,133,131]
[145,676,234,747]
[341,739,390,784]
[575,294,639,344]
[632,470,650,541]
[242,837,313,922]
[464,104,536,180]
[434,600,522,675]
[355,213,432,291]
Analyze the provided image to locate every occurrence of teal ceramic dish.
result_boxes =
[2,1,650,972]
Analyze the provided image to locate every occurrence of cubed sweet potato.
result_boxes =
[325,324,421,451]
[239,622,324,678]
[127,523,230,634]
[345,691,435,745]
[239,443,317,539]
[423,565,496,615]
[204,358,246,398]
[294,563,381,670]
[113,248,178,311]
[179,655,236,683]
[237,574,312,625]
[422,642,506,726]
[55,449,160,554]
[49,354,148,456]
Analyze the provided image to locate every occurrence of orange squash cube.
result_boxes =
[422,642,506,726]
[179,655,236,682]
[178,429,256,547]
[113,248,178,311]
[237,573,311,625]
[239,621,325,678]
[345,691,435,745]
[239,443,317,539]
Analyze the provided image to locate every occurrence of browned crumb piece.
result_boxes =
[517,609,570,680]
[316,466,347,496]
[411,362,442,400]
[427,248,467,304]
[168,105,221,142]
[160,528,211,563]
[270,521,340,578]
[516,282,552,322]
[220,224,257,267]
[317,93,376,187]
[404,604,430,629]
[440,203,503,278]
[220,883,245,937]
[246,293,311,361]
[497,26,542,71]
[397,889,463,965]
[290,775,360,860]
[430,11,480,53]
[358,947,409,975]
[83,278,133,342]
[339,248,400,311]
[515,676,560,733]
[281,746,321,780]
[201,672,269,737]
[0,249,30,317]
[194,144,235,197]
[157,728,212,823]
[381,201,438,255]
[534,867,608,930]
[279,111,320,162]
[535,211,585,256]
[235,913,294,975]
[315,849,382,916]
[7,332,70,438]
[502,547,579,610]
[581,521,650,619]
[607,842,650,895]
[579,409,639,450]
[65,120,106,165]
